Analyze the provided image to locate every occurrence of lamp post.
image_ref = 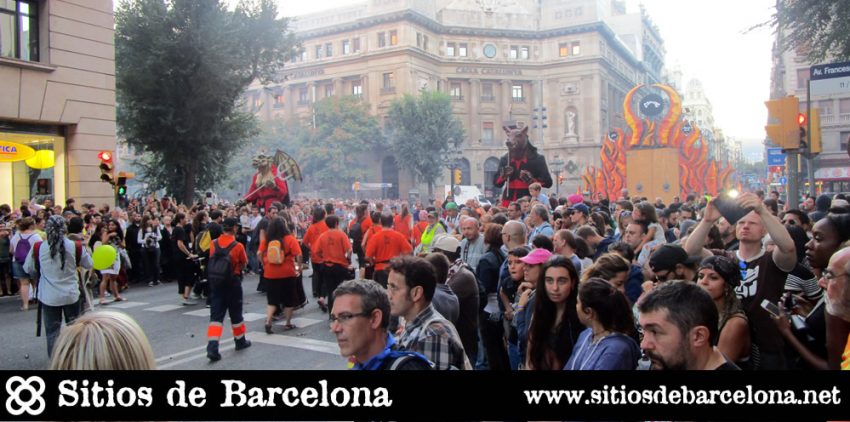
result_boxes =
[550,155,564,199]
[444,138,463,202]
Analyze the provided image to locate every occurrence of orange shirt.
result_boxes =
[365,229,413,271]
[302,220,329,263]
[314,229,351,267]
[362,224,383,249]
[393,214,412,241]
[259,235,302,279]
[209,234,247,276]
[412,221,429,247]
[348,216,373,233]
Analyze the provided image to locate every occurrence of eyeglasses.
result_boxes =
[328,311,371,326]
[654,270,671,282]
[782,219,797,226]
[821,270,848,283]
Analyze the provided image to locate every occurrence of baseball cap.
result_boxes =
[445,202,458,210]
[649,244,700,272]
[223,217,240,230]
[520,248,553,265]
[431,235,460,254]
[568,194,583,205]
[569,203,590,216]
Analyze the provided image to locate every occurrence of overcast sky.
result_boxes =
[263,0,777,147]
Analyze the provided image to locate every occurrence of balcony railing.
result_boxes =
[450,95,464,101]
[380,87,396,95]
[480,95,495,102]
[512,97,526,103]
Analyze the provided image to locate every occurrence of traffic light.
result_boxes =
[116,172,128,198]
[808,108,821,155]
[453,168,462,185]
[764,96,799,149]
[558,175,564,184]
[98,151,115,185]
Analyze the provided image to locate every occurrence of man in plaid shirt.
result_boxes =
[388,256,472,370]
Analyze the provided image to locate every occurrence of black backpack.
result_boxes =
[207,239,237,286]
[349,218,365,249]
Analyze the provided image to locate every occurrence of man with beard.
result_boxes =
[638,282,740,370]
[493,125,552,207]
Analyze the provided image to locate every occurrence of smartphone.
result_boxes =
[760,299,781,318]
[712,196,752,225]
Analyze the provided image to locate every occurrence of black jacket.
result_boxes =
[493,142,552,203]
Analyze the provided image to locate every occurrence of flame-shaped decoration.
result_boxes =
[582,84,736,201]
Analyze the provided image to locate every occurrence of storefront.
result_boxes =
[0,128,66,207]
[814,167,850,194]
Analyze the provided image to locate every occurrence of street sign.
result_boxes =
[810,61,850,96]
[779,176,788,185]
[766,148,786,166]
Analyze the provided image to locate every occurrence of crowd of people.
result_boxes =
[3,187,850,371]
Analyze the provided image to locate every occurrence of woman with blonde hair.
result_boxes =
[49,311,156,370]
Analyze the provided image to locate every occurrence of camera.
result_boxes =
[145,237,156,248]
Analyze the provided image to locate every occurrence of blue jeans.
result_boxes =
[247,249,260,274]
[42,302,80,357]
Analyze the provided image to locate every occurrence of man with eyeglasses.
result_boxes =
[819,247,850,370]
[387,256,472,370]
[684,193,797,370]
[782,209,811,233]
[330,279,432,370]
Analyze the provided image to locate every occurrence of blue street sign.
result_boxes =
[767,148,786,166]
[779,176,788,185]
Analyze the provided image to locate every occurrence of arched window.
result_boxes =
[458,158,471,186]
[483,157,500,198]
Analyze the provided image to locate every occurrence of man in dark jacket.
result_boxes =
[125,212,142,283]
[809,194,832,223]
[493,125,552,206]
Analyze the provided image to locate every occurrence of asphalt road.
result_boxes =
[0,269,348,371]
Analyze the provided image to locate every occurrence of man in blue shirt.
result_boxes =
[331,279,431,370]
[526,204,554,247]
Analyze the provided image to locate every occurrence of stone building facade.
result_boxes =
[246,0,664,199]
[0,0,116,207]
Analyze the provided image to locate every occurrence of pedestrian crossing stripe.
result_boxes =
[101,301,149,309]
[145,304,184,312]
[276,317,324,328]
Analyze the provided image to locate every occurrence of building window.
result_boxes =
[447,42,456,56]
[450,82,463,100]
[352,80,362,97]
[300,50,307,61]
[342,39,350,55]
[378,32,386,47]
[797,68,810,89]
[459,43,468,57]
[520,46,529,59]
[481,82,495,101]
[389,30,398,45]
[325,43,333,57]
[382,72,395,93]
[325,84,334,98]
[512,84,524,102]
[841,131,850,151]
[559,43,569,57]
[571,41,581,56]
[510,45,518,59]
[298,87,309,105]
[353,37,361,52]
[423,35,428,50]
[819,100,833,115]
[314,45,322,59]
[482,122,495,144]
[416,33,422,48]
[1,0,38,61]
[273,88,285,109]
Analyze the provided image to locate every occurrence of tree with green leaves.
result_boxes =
[386,91,465,197]
[291,96,385,195]
[116,0,298,204]
[768,0,850,62]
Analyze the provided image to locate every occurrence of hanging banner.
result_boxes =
[0,141,36,162]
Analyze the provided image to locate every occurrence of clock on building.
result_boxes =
[483,44,497,58]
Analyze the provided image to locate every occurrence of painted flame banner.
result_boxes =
[582,84,734,200]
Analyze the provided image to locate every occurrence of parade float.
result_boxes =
[581,84,735,202]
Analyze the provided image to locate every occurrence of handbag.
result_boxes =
[119,247,132,270]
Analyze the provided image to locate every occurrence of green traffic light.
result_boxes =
[117,186,127,196]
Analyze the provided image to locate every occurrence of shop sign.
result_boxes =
[0,141,35,162]
[814,167,850,180]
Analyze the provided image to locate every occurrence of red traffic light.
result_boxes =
[98,151,112,162]
[797,113,806,126]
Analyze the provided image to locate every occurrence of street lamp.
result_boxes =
[444,138,463,202]
[550,155,565,199]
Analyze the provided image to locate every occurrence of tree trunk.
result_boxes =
[183,160,197,205]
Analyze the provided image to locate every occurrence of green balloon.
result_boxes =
[92,245,117,270]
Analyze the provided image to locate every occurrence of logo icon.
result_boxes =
[639,93,665,118]
[5,376,46,416]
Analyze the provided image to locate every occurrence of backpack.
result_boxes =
[478,248,505,314]
[349,218,364,247]
[267,239,284,265]
[14,233,35,264]
[207,239,237,286]
[195,230,211,254]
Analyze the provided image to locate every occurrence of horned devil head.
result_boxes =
[503,125,529,152]
[252,153,272,171]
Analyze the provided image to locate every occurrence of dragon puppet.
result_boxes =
[241,150,302,210]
